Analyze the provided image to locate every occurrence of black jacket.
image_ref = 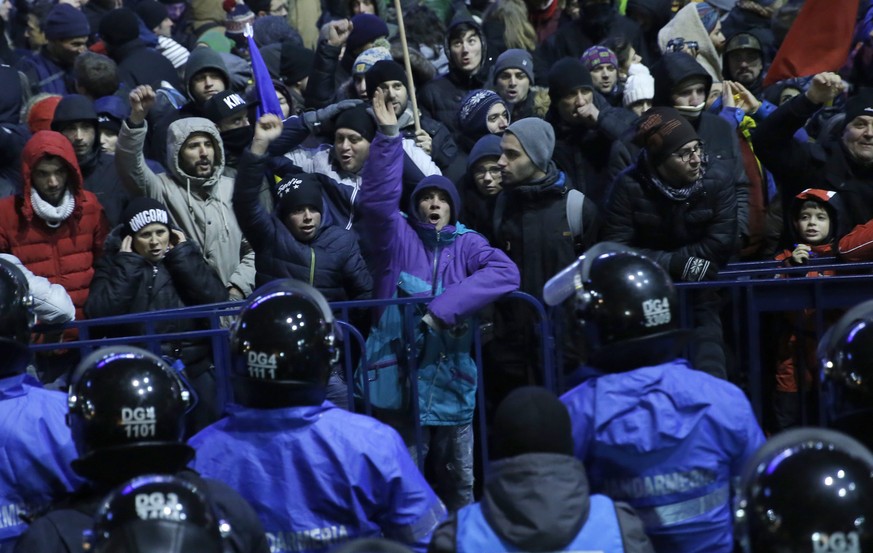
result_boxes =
[548,90,637,208]
[79,151,131,227]
[496,164,597,297]
[753,92,873,239]
[601,152,738,279]
[85,228,228,334]
[428,453,654,553]
[609,52,751,244]
[234,149,373,301]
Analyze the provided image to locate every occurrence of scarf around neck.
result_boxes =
[31,187,75,227]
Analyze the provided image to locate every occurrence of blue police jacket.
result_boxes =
[456,494,625,552]
[561,359,765,553]
[0,374,82,549]
[188,401,447,553]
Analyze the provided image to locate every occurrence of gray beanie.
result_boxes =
[505,118,555,172]
[493,49,534,83]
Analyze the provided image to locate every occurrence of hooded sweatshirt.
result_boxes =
[416,15,491,135]
[658,2,724,83]
[51,95,130,226]
[115,117,255,296]
[0,131,110,323]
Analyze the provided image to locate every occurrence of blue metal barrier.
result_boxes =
[28,260,873,454]
[32,291,556,472]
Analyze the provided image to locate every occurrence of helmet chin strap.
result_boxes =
[675,102,705,119]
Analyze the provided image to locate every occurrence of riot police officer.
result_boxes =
[735,427,873,552]
[548,244,765,553]
[14,346,269,553]
[818,299,873,451]
[188,279,446,553]
[85,474,225,553]
[0,257,81,551]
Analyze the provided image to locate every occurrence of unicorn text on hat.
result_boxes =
[129,209,169,233]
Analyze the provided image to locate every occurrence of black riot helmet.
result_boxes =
[819,300,873,451]
[229,279,338,408]
[85,475,224,553]
[543,242,686,372]
[0,257,35,376]
[67,346,193,482]
[735,427,873,553]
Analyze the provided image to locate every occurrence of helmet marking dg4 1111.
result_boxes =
[229,279,338,407]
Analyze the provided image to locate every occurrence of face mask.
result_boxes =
[675,102,706,119]
[221,125,254,154]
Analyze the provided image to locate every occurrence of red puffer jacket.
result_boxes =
[0,131,109,325]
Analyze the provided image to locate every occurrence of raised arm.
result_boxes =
[115,85,165,200]
[235,114,285,251]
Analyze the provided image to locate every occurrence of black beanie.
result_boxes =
[843,89,873,130]
[633,106,700,166]
[280,42,315,85]
[548,57,594,104]
[365,60,407,99]
[492,386,574,460]
[121,197,171,238]
[276,173,323,219]
[51,94,98,131]
[99,8,141,47]
[334,105,376,142]
[135,0,169,31]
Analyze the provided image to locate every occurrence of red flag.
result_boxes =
[764,0,860,87]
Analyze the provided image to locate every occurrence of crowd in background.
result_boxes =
[1,0,873,550]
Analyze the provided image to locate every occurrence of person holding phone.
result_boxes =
[85,197,228,435]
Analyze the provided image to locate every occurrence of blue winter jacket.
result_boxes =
[233,148,372,300]
[188,402,447,553]
[0,374,82,550]
[561,359,765,553]
[356,129,520,425]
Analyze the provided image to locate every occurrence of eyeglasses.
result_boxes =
[473,166,501,179]
[671,142,705,163]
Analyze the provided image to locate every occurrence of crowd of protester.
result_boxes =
[2,0,873,550]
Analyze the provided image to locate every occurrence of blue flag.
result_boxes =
[245,24,284,119]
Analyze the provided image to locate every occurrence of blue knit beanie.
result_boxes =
[458,89,507,136]
[467,134,503,170]
[44,4,90,41]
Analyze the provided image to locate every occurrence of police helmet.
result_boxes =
[819,300,873,450]
[229,279,337,408]
[543,242,685,371]
[735,427,873,553]
[0,257,34,375]
[67,346,193,480]
[84,475,224,553]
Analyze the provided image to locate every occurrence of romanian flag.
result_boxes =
[764,0,860,87]
[245,23,284,118]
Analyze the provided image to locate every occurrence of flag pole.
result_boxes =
[392,0,422,133]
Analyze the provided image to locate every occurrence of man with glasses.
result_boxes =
[601,107,738,380]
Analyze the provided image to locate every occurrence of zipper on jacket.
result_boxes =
[309,247,315,285]
[431,232,440,295]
